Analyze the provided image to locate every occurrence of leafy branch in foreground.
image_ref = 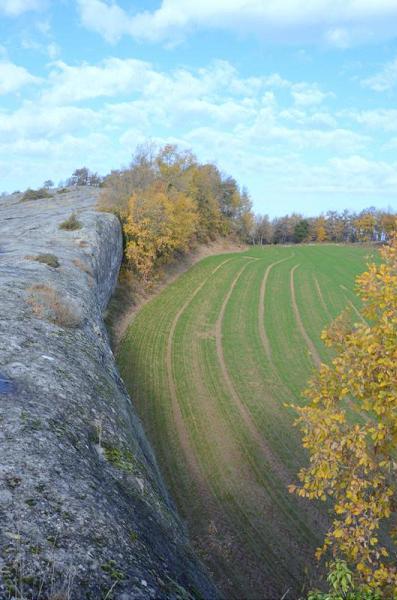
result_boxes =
[308,560,381,600]
[290,230,397,597]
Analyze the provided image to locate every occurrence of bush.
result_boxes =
[21,188,53,201]
[33,254,60,268]
[307,561,382,600]
[57,187,69,194]
[59,213,81,231]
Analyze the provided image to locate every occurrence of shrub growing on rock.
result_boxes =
[33,254,60,268]
[59,213,81,231]
[26,284,82,328]
[21,188,53,201]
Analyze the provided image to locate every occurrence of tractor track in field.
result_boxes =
[213,259,330,551]
[290,265,322,368]
[340,285,367,324]
[118,246,371,600]
[314,275,333,321]
[258,254,295,364]
[215,261,292,483]
[186,272,319,592]
[166,257,284,598]
[165,258,234,495]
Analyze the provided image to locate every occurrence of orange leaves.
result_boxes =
[290,234,397,594]
[109,144,254,280]
[124,184,198,280]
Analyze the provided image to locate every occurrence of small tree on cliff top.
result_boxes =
[290,231,397,596]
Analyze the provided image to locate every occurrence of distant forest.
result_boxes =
[10,143,396,278]
[251,208,396,245]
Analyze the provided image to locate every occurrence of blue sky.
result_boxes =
[1,0,397,216]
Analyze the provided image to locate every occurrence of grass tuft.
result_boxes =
[33,254,60,268]
[59,213,82,231]
[27,284,82,328]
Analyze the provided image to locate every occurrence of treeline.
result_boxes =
[98,143,253,279]
[250,209,396,245]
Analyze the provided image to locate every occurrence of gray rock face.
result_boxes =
[0,189,217,599]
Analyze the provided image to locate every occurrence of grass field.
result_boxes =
[117,244,374,599]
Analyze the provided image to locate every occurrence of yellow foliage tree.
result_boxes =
[290,233,397,596]
[124,183,198,280]
[188,165,223,241]
[315,216,327,242]
[354,213,377,242]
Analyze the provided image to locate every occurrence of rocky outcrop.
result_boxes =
[0,189,217,599]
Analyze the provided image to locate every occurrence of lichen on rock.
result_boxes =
[0,188,217,599]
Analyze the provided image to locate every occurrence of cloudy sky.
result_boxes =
[1,0,397,215]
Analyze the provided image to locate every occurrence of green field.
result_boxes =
[117,245,373,599]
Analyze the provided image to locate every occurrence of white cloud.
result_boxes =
[77,0,397,46]
[0,60,41,94]
[43,58,152,103]
[0,132,113,192]
[0,103,99,140]
[41,57,290,110]
[1,54,395,214]
[362,57,397,91]
[239,120,368,153]
[345,109,397,132]
[77,0,126,43]
[291,83,330,106]
[183,125,397,201]
[324,27,351,49]
[324,155,397,191]
[0,0,44,16]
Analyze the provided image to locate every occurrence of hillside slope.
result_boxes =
[0,189,217,599]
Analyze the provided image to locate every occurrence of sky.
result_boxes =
[1,1,397,216]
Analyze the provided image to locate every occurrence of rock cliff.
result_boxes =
[0,189,217,599]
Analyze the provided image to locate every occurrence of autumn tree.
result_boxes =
[290,231,397,597]
[188,164,223,241]
[123,182,198,280]
[380,212,397,240]
[354,211,377,242]
[314,216,327,242]
[98,143,254,278]
[156,144,196,192]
